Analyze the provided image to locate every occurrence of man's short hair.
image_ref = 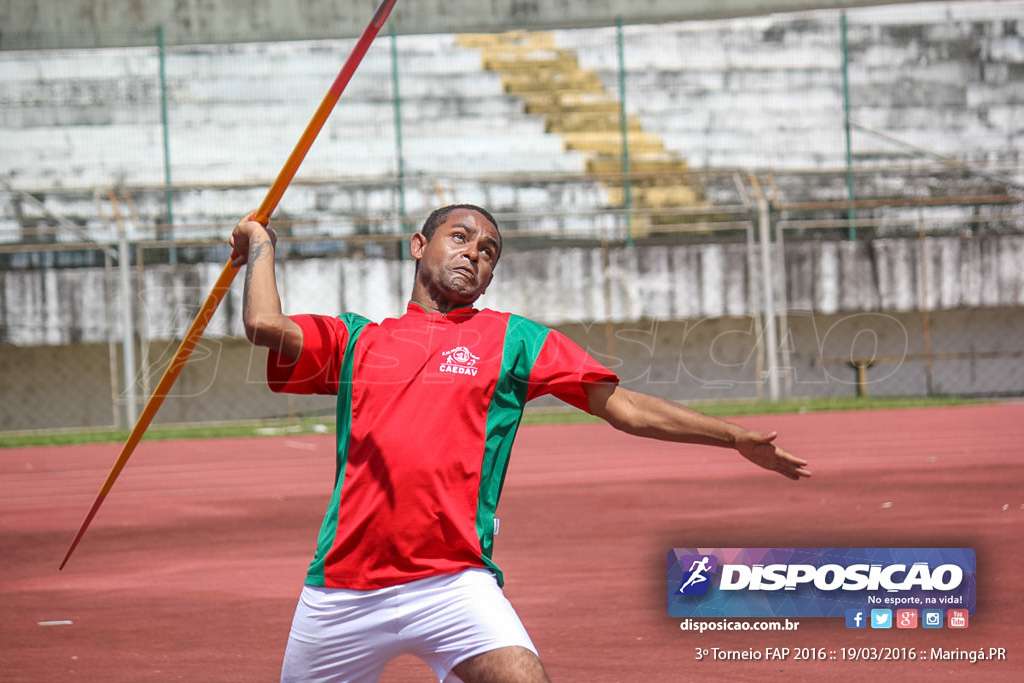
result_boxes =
[420,204,502,255]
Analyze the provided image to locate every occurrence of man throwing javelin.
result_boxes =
[231,204,810,683]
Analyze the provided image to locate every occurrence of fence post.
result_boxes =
[915,172,934,396]
[104,249,122,429]
[158,26,177,264]
[736,172,765,401]
[117,222,138,426]
[390,24,407,237]
[616,16,632,246]
[840,12,857,241]
[750,173,780,401]
[771,174,793,400]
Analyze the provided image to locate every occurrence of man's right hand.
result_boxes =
[230,211,277,268]
[230,211,302,359]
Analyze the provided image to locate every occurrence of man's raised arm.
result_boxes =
[230,212,304,361]
[584,381,811,481]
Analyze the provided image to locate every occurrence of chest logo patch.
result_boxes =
[440,346,480,376]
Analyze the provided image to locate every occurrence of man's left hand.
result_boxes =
[735,431,811,480]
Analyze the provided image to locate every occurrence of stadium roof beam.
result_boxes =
[2,0,930,50]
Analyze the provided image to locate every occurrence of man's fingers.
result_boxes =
[737,429,809,480]
[781,457,812,479]
[779,449,809,468]
[786,462,813,478]
[761,443,811,479]
[230,210,274,267]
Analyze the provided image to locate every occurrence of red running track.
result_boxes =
[1,403,1022,682]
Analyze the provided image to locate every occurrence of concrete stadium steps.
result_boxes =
[458,30,706,233]
[559,18,846,170]
[1,173,611,250]
[3,2,1022,241]
[558,3,1023,173]
[0,33,597,235]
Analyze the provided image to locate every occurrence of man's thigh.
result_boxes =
[449,646,550,683]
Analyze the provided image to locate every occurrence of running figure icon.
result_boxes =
[679,556,712,593]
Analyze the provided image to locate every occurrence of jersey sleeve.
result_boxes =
[266,314,349,395]
[525,328,618,412]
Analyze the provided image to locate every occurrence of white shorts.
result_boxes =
[280,568,536,683]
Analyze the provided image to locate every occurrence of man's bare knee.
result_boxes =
[451,646,550,683]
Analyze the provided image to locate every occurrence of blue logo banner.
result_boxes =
[667,548,976,618]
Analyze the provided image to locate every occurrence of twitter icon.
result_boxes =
[870,609,893,629]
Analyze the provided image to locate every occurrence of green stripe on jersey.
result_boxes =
[477,314,549,586]
[305,313,371,587]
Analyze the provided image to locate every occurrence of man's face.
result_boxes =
[411,208,501,307]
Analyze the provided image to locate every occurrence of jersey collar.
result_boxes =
[407,300,477,321]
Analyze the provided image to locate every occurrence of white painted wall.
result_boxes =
[3,234,1022,345]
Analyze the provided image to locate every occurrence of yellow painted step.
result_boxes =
[501,69,604,93]
[546,112,642,134]
[459,29,703,213]
[587,156,689,175]
[522,92,620,114]
[563,131,665,155]
[605,185,702,208]
[457,33,557,50]
[481,50,579,70]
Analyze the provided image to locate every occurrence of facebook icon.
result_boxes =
[846,609,867,629]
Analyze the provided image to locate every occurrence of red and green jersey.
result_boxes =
[267,302,618,590]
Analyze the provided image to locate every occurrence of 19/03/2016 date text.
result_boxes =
[695,647,1008,662]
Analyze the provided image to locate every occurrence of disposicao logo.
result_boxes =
[667,548,976,619]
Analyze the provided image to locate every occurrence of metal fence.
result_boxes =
[2,177,1021,432]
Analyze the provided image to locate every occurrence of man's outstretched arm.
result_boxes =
[230,212,304,360]
[584,381,811,480]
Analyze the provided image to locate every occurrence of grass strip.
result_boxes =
[0,395,986,449]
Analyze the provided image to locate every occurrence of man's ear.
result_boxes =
[410,232,427,261]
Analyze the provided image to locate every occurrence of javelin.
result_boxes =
[59,0,400,571]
